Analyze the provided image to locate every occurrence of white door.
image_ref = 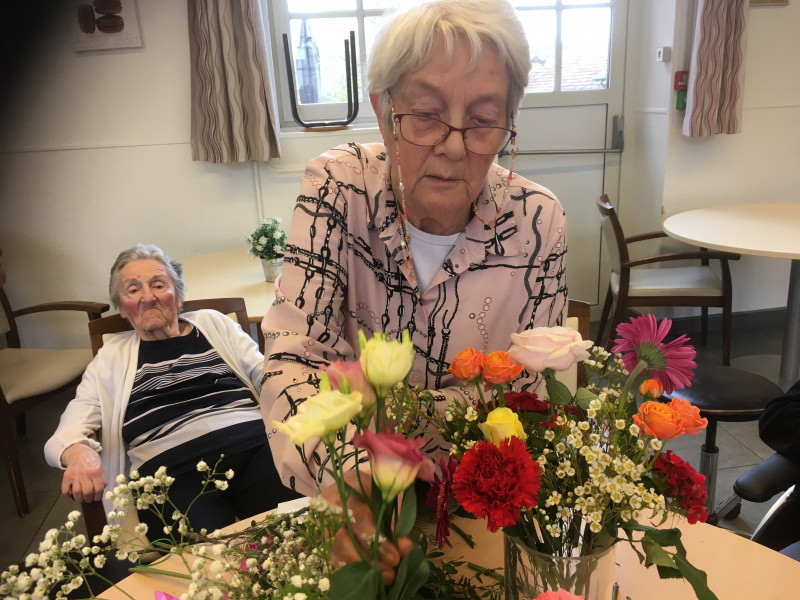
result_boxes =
[500,0,628,306]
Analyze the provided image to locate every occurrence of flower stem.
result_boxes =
[467,562,504,583]
[449,522,475,548]
[128,566,193,580]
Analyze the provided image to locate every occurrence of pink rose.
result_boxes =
[323,359,377,411]
[352,429,435,501]
[534,591,584,600]
[509,326,593,373]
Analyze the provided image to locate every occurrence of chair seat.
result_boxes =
[665,364,783,421]
[611,266,723,297]
[0,347,92,403]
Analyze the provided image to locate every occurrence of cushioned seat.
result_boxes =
[0,348,92,403]
[663,364,783,524]
[610,267,724,297]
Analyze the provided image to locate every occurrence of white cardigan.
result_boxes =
[44,309,264,511]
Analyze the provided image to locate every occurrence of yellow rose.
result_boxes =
[272,389,363,446]
[478,407,527,445]
[358,330,415,396]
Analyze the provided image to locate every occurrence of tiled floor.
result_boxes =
[0,315,789,571]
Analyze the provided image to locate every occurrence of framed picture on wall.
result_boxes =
[72,0,142,52]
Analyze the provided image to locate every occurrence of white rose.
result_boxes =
[508,326,593,372]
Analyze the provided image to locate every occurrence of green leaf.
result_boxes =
[395,484,417,539]
[641,539,676,569]
[545,377,573,405]
[387,546,430,600]
[329,562,382,600]
[673,553,719,600]
[574,387,599,410]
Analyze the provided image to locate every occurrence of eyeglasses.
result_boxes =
[392,113,515,156]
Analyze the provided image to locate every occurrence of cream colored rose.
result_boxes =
[272,390,363,446]
[358,329,415,396]
[478,407,527,445]
[508,326,593,373]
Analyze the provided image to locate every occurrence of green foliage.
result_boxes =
[246,217,287,260]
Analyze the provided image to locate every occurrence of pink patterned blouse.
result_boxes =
[260,142,568,495]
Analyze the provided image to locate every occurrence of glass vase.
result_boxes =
[261,257,284,282]
[503,534,616,600]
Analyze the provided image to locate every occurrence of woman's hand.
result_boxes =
[321,469,412,585]
[60,443,106,504]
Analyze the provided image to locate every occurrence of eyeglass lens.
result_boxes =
[397,114,512,155]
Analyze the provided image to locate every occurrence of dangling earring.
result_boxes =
[388,91,416,284]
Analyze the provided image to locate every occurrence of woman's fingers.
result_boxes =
[61,444,106,503]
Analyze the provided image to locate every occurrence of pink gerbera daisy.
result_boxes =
[611,314,696,393]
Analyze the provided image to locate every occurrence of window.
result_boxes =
[268,0,615,128]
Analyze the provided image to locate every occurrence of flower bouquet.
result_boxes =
[411,314,717,600]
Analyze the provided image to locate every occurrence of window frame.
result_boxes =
[267,0,624,130]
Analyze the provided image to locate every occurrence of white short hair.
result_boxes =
[108,244,185,310]
[368,0,530,127]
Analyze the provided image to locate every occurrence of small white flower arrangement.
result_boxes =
[247,217,287,261]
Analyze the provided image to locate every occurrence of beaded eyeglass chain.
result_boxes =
[472,122,517,229]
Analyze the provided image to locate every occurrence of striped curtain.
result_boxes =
[187,0,282,162]
[682,0,748,137]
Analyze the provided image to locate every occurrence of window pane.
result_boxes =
[289,18,361,105]
[518,10,556,93]
[562,0,611,5]
[511,1,556,7]
[363,0,396,9]
[561,8,610,91]
[288,0,355,11]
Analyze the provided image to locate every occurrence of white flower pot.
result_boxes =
[261,257,283,282]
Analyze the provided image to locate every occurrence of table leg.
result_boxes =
[780,259,800,389]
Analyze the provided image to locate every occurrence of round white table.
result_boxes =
[663,202,800,388]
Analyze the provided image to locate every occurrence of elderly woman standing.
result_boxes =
[45,244,297,535]
[263,0,567,497]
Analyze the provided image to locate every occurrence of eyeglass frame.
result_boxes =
[391,113,517,157]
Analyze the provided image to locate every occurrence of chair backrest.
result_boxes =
[89,297,251,356]
[557,299,591,391]
[596,195,629,275]
[0,289,13,340]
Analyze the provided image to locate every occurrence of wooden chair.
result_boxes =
[0,288,109,516]
[80,297,252,540]
[559,299,591,391]
[595,195,740,365]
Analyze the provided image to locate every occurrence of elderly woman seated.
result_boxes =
[45,244,297,536]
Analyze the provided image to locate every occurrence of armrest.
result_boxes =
[625,231,667,244]
[733,453,800,503]
[13,301,110,320]
[625,250,741,269]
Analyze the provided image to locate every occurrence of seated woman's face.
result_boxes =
[117,258,181,340]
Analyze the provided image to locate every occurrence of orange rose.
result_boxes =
[638,378,664,399]
[449,347,485,382]
[667,397,707,435]
[481,350,524,385]
[633,401,685,440]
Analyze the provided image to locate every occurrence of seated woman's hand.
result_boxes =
[61,443,107,504]
[321,469,412,585]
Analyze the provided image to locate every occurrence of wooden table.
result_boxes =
[663,203,800,388]
[99,512,800,599]
[180,248,276,348]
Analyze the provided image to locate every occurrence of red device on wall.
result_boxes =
[674,70,689,110]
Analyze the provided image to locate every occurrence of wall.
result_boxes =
[0,2,345,348]
[2,1,798,350]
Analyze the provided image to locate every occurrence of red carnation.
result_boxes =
[452,436,541,532]
[652,450,708,524]
[504,391,550,413]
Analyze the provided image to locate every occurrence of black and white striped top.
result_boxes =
[122,326,265,476]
